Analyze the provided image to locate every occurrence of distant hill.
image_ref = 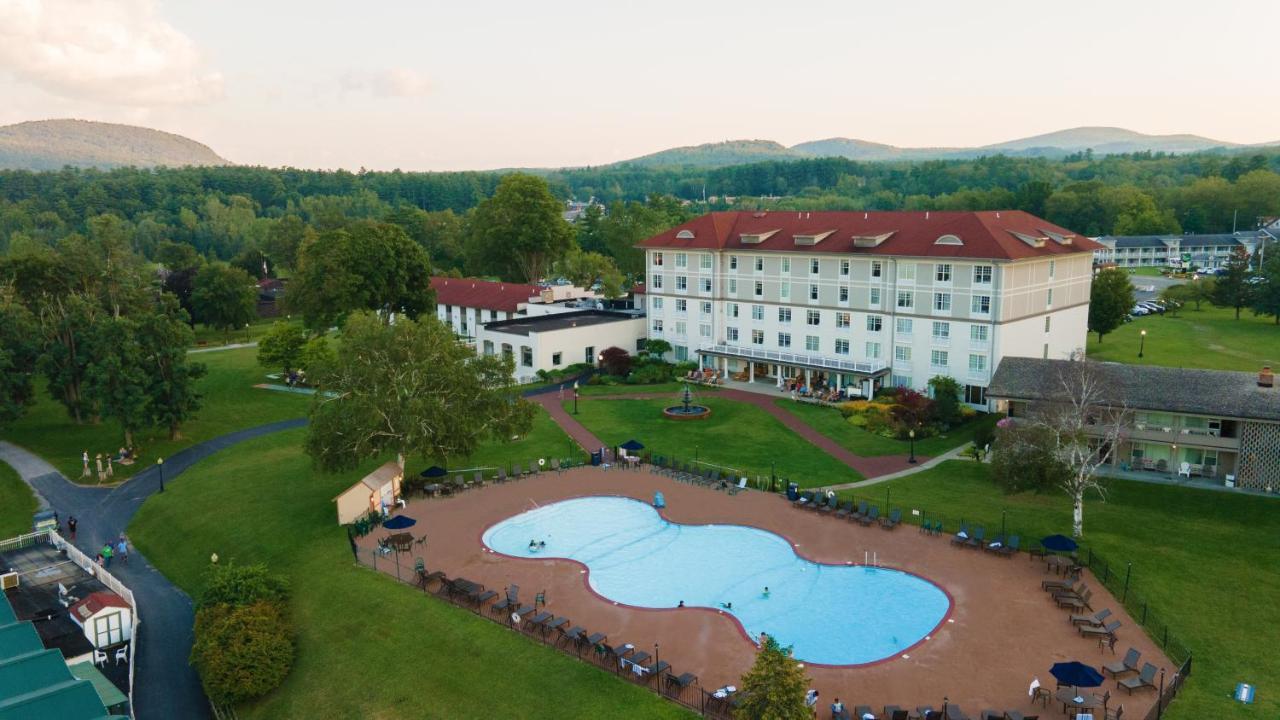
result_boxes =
[613,126,1277,169]
[0,119,229,171]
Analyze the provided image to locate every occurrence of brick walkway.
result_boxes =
[534,388,924,480]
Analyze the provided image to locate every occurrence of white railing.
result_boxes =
[699,343,887,375]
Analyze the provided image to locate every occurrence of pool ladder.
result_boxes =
[863,550,880,568]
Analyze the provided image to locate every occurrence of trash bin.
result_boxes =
[590,450,603,466]
[786,483,800,501]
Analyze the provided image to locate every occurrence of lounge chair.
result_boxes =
[998,535,1020,557]
[1056,588,1094,611]
[835,501,854,519]
[881,508,902,529]
[944,704,969,720]
[851,500,869,522]
[1080,619,1121,639]
[951,523,971,546]
[964,526,985,549]
[512,463,523,479]
[793,490,815,508]
[1071,608,1112,627]
[551,458,561,473]
[854,705,874,720]
[1104,647,1141,677]
[1053,582,1090,603]
[889,710,909,720]
[557,624,585,648]
[491,585,519,615]
[1042,577,1079,592]
[527,461,538,476]
[666,671,697,694]
[1117,663,1157,694]
[495,467,508,483]
[820,494,837,513]
[857,505,878,526]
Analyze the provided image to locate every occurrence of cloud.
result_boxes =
[340,67,431,98]
[0,0,223,106]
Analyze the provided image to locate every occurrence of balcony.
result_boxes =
[699,343,887,375]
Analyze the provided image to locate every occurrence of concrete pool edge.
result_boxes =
[478,493,956,669]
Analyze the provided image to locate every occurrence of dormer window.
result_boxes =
[740,229,779,245]
[934,234,964,246]
[1040,229,1074,245]
[794,230,835,246]
[675,229,695,240]
[1009,231,1046,248]
[854,232,895,248]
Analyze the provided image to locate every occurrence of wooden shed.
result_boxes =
[333,461,403,525]
[68,591,133,648]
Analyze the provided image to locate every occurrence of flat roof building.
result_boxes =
[477,310,646,383]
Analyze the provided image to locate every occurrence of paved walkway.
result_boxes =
[188,341,258,354]
[530,394,607,452]
[0,417,307,720]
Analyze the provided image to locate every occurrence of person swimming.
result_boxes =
[677,600,685,608]
[762,586,770,598]
[719,601,733,610]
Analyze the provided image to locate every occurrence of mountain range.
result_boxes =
[0,119,229,171]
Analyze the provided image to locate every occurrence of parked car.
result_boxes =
[1131,305,1149,316]
[1138,301,1165,314]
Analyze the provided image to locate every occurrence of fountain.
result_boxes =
[663,384,711,421]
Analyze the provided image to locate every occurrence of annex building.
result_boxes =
[1092,231,1266,269]
[636,210,1100,406]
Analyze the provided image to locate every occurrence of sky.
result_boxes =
[1,0,1277,171]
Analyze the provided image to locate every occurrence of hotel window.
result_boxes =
[751,304,764,320]
[895,345,911,363]
[869,288,881,306]
[892,374,912,389]
[778,332,792,348]
[728,303,739,318]
[866,315,882,332]
[806,309,821,326]
[835,339,850,355]
[1049,260,1056,278]
[675,253,687,268]
[971,295,991,314]
[1043,343,1049,358]
[805,335,820,351]
[898,262,916,281]
[520,346,533,367]
[840,259,850,276]
[752,329,764,345]
[1046,288,1054,307]
[754,257,764,272]
[726,327,739,341]
[931,349,949,367]
[932,321,950,340]
[700,254,712,270]
[871,261,882,278]
[552,352,562,366]
[809,284,819,301]
[782,258,791,273]
[483,340,494,355]
[970,325,988,342]
[934,292,952,312]
[1044,316,1051,332]
[836,312,851,328]
[700,277,712,293]
[778,307,792,323]
[676,276,687,291]
[652,275,663,290]
[865,342,881,359]
[730,255,738,270]
[839,286,849,303]
[728,278,737,294]
[675,299,687,313]
[896,291,913,309]
[935,263,952,282]
[810,258,820,274]
[895,317,912,334]
[700,301,712,316]
[700,323,712,338]
[652,297,663,310]
[754,281,764,297]
[968,354,987,373]
[973,265,992,284]
[652,252,664,266]
[674,321,686,336]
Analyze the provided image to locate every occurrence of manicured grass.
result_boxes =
[0,347,310,483]
[128,419,691,719]
[578,381,718,397]
[0,463,36,538]
[189,316,301,348]
[850,460,1279,720]
[567,397,861,486]
[1086,305,1280,371]
[774,401,999,457]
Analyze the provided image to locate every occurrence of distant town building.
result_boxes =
[1092,232,1265,269]
[637,210,1099,406]
[562,198,602,223]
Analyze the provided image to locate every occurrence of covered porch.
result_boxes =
[1112,439,1238,484]
[696,343,889,401]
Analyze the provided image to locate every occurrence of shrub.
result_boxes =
[599,346,632,376]
[973,420,998,451]
[643,339,672,358]
[628,363,673,385]
[889,389,934,437]
[990,423,1070,493]
[927,376,963,428]
[836,400,871,419]
[191,600,295,705]
[199,561,290,610]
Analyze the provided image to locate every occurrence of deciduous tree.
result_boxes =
[257,321,308,376]
[1088,268,1135,342]
[1211,246,1255,319]
[137,295,205,439]
[466,174,573,282]
[0,291,39,428]
[192,264,258,340]
[735,635,812,720]
[84,315,151,447]
[555,244,625,298]
[1249,254,1280,324]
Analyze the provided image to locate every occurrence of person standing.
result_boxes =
[116,537,129,565]
[67,516,78,541]
[101,543,113,568]
[106,456,114,478]
[95,453,104,482]
[81,451,91,479]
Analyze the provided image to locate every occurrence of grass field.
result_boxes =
[128,419,692,720]
[1087,305,1280,371]
[0,463,36,538]
[189,316,301,348]
[846,460,1279,720]
[0,347,310,483]
[567,396,862,486]
[775,401,999,457]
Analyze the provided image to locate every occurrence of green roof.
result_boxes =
[69,660,130,710]
[0,649,71,700]
[0,621,43,657]
[0,677,111,720]
[0,596,14,625]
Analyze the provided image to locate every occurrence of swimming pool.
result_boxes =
[481,496,950,666]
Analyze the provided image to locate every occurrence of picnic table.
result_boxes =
[423,483,443,497]
[1055,688,1103,716]
[386,532,414,552]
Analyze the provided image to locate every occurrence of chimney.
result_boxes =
[1260,366,1274,388]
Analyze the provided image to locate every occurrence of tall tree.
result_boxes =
[466,174,573,282]
[36,293,102,423]
[83,315,151,447]
[1211,246,1255,319]
[1249,253,1280,324]
[1087,268,1135,342]
[192,264,258,340]
[735,635,812,720]
[257,321,308,376]
[305,312,534,474]
[137,295,206,440]
[1185,277,1215,310]
[0,290,40,428]
[262,214,312,271]
[554,244,625,298]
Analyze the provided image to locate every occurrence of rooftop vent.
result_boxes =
[853,231,896,248]
[675,229,695,240]
[1261,366,1274,388]
[740,229,779,245]
[794,230,835,246]
[1009,231,1046,249]
[934,234,964,246]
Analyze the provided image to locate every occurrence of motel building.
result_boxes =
[636,210,1101,407]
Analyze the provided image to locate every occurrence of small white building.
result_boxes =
[333,461,403,525]
[431,277,603,343]
[476,310,647,383]
[68,591,133,649]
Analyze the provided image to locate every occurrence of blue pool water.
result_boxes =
[482,496,950,665]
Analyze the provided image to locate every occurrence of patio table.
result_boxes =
[1055,688,1103,715]
[423,483,442,497]
[386,532,414,552]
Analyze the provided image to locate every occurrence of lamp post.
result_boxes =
[908,429,917,464]
[1138,329,1147,358]
[655,642,660,672]
[573,381,579,415]
[157,457,165,493]
[1170,443,1178,478]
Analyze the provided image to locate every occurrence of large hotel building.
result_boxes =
[636,210,1101,407]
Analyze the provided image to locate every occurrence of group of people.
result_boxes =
[80,447,137,482]
[527,539,547,553]
[95,537,129,568]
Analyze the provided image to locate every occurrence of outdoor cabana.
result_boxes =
[333,461,404,524]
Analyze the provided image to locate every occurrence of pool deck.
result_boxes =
[359,466,1169,718]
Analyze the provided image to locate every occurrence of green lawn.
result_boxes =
[568,397,861,486]
[0,347,310,483]
[775,401,998,457]
[128,418,692,719]
[578,381,718,397]
[845,460,1279,720]
[189,316,301,348]
[0,463,36,538]
[1087,305,1280,371]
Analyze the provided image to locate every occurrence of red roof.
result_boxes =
[430,277,540,313]
[629,282,646,296]
[70,591,130,622]
[636,210,1101,261]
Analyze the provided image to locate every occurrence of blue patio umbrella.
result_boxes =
[1050,661,1104,688]
[420,465,447,478]
[383,515,417,530]
[620,439,645,451]
[1040,534,1079,553]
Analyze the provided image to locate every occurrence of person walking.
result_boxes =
[67,516,77,541]
[116,537,129,565]
[81,451,91,479]
[101,543,113,569]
